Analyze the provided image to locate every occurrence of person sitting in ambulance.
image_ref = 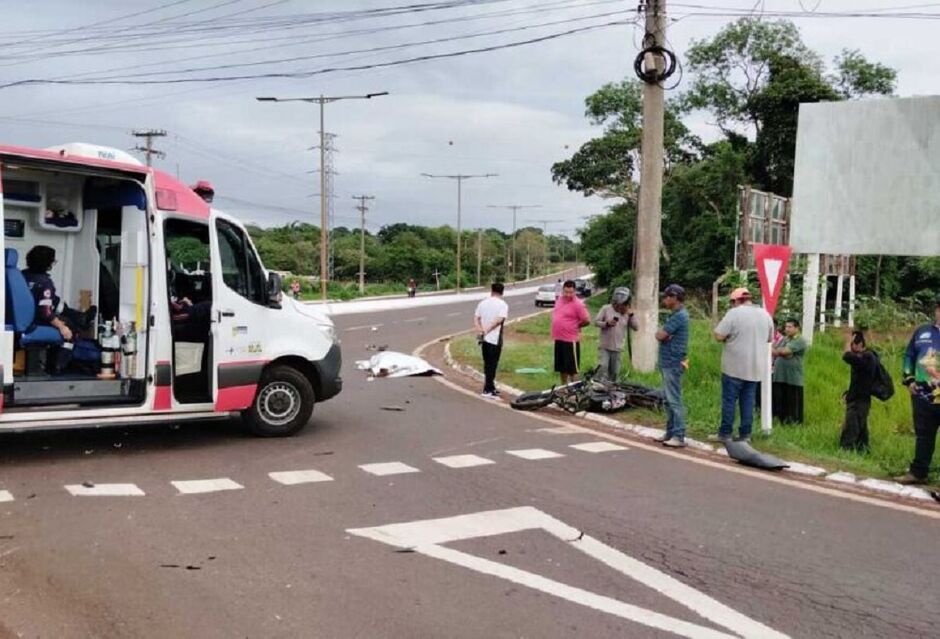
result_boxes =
[23,245,97,344]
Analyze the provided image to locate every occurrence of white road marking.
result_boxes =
[171,478,244,494]
[432,454,495,469]
[0,490,13,503]
[269,470,334,485]
[506,448,564,461]
[402,316,428,323]
[65,483,145,497]
[345,323,383,332]
[569,441,629,454]
[359,462,421,476]
[349,507,788,639]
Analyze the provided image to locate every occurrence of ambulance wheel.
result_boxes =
[242,365,314,437]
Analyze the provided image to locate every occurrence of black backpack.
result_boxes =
[870,352,895,402]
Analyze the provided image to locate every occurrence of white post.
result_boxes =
[802,254,819,345]
[818,275,828,333]
[833,274,844,328]
[762,342,773,435]
[848,275,856,328]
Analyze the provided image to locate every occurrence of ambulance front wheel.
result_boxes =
[242,365,315,437]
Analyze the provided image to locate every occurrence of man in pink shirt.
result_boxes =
[551,280,591,384]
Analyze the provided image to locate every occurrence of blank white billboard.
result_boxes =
[791,96,940,256]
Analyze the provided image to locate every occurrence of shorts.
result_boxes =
[554,340,580,374]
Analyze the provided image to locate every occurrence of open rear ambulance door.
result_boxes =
[0,161,7,406]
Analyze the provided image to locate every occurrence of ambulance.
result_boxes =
[0,142,342,436]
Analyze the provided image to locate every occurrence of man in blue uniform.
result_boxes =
[896,293,940,485]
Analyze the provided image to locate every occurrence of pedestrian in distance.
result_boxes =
[712,287,775,443]
[290,280,301,299]
[771,318,807,424]
[551,279,591,385]
[473,282,509,400]
[407,277,417,298]
[594,287,638,382]
[895,293,940,484]
[655,284,690,448]
[839,331,877,452]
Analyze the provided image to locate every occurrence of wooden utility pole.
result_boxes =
[352,195,374,294]
[131,129,166,167]
[632,0,667,373]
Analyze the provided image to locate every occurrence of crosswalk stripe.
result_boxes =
[171,478,244,494]
[432,454,495,469]
[569,442,629,453]
[65,483,145,497]
[359,462,421,476]
[269,470,334,485]
[506,448,564,461]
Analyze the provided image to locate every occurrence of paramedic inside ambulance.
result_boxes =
[23,246,98,363]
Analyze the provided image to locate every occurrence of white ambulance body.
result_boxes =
[0,142,342,436]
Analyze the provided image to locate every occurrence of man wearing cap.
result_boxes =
[712,287,775,443]
[656,284,690,447]
[895,293,940,485]
[593,287,638,382]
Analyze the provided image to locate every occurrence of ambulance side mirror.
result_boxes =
[267,272,283,308]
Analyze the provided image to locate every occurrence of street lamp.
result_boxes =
[421,172,496,292]
[256,92,389,300]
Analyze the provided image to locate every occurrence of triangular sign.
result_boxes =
[752,243,792,318]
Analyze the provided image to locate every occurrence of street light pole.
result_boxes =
[256,92,388,300]
[488,204,540,282]
[422,173,496,292]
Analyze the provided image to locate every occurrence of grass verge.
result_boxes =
[451,296,931,483]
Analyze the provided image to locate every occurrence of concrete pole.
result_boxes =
[834,273,844,328]
[476,228,483,286]
[359,205,366,294]
[819,275,828,333]
[456,178,462,292]
[319,97,328,301]
[632,0,667,373]
[802,254,819,345]
[848,275,856,328]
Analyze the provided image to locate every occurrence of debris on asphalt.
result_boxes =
[81,481,95,488]
[365,344,388,352]
[380,405,406,412]
[724,440,788,471]
[356,351,442,378]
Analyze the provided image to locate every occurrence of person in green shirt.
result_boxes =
[771,318,807,424]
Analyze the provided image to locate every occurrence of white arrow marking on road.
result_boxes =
[348,507,789,639]
[65,483,145,497]
[762,259,783,297]
[0,490,13,502]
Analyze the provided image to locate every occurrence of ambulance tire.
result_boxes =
[242,365,315,437]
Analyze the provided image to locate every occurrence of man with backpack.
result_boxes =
[895,293,940,485]
[474,282,509,399]
[840,331,879,452]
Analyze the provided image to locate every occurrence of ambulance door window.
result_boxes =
[216,219,266,305]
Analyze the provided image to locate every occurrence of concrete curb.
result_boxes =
[423,322,936,505]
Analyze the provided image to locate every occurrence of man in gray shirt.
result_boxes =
[594,287,639,382]
[712,287,775,442]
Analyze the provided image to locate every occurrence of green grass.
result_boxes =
[452,297,929,483]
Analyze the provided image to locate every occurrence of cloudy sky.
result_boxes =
[0,1,936,237]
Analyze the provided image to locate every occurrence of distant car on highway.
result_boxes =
[574,278,592,298]
[534,285,558,307]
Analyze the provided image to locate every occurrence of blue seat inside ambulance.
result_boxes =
[4,248,65,346]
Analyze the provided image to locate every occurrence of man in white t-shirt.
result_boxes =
[474,282,509,399]
[712,287,775,442]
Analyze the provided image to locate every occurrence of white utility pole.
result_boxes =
[802,254,820,345]
[422,173,497,292]
[352,195,375,294]
[476,228,483,286]
[131,129,167,167]
[257,92,388,300]
[633,0,667,373]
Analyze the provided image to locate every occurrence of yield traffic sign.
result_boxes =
[752,243,792,317]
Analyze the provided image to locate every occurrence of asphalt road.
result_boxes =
[1,267,938,639]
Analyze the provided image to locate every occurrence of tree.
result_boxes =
[831,48,897,99]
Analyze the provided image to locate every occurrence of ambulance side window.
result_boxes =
[216,219,266,305]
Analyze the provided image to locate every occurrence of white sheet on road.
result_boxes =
[356,351,442,378]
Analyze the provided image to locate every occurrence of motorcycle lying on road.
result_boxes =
[510,367,663,415]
